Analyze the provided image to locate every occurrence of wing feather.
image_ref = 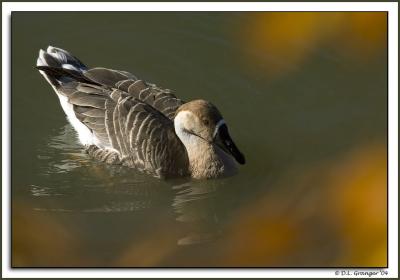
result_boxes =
[83,67,136,87]
[82,67,185,120]
[46,65,189,178]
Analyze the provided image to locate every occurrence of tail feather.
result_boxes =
[37,46,88,87]
[36,65,99,86]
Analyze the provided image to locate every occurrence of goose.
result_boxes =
[36,46,245,179]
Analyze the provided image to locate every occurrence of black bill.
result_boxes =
[214,124,245,165]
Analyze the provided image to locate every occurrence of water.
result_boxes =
[12,12,387,267]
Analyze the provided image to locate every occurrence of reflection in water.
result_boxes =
[31,124,170,214]
[32,122,234,252]
[83,200,152,213]
[34,124,238,250]
[37,124,89,174]
[172,182,222,246]
[30,184,66,197]
[35,123,231,250]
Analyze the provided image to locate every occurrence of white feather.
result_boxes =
[62,64,79,71]
[38,69,98,146]
[57,94,97,146]
[174,111,200,151]
[213,119,226,138]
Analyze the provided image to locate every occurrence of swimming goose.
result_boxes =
[36,46,245,179]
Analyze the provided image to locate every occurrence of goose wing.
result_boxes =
[64,81,189,178]
[82,67,185,120]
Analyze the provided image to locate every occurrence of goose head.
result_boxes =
[174,99,245,166]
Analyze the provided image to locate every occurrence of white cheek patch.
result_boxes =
[213,119,226,138]
[175,111,194,138]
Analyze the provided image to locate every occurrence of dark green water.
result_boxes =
[12,12,387,267]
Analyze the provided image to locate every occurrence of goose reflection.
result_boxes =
[36,123,230,246]
[172,181,225,246]
[37,124,90,175]
[34,124,169,213]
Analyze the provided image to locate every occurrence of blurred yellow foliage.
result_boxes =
[114,228,177,266]
[243,12,387,80]
[327,145,387,266]
[12,203,83,266]
[211,144,387,267]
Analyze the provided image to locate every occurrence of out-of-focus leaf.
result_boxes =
[240,12,387,81]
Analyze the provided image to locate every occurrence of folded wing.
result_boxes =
[37,55,189,178]
[64,80,188,178]
[83,67,185,120]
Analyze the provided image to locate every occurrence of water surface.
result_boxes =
[12,12,387,267]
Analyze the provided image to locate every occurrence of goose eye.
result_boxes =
[203,119,209,126]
